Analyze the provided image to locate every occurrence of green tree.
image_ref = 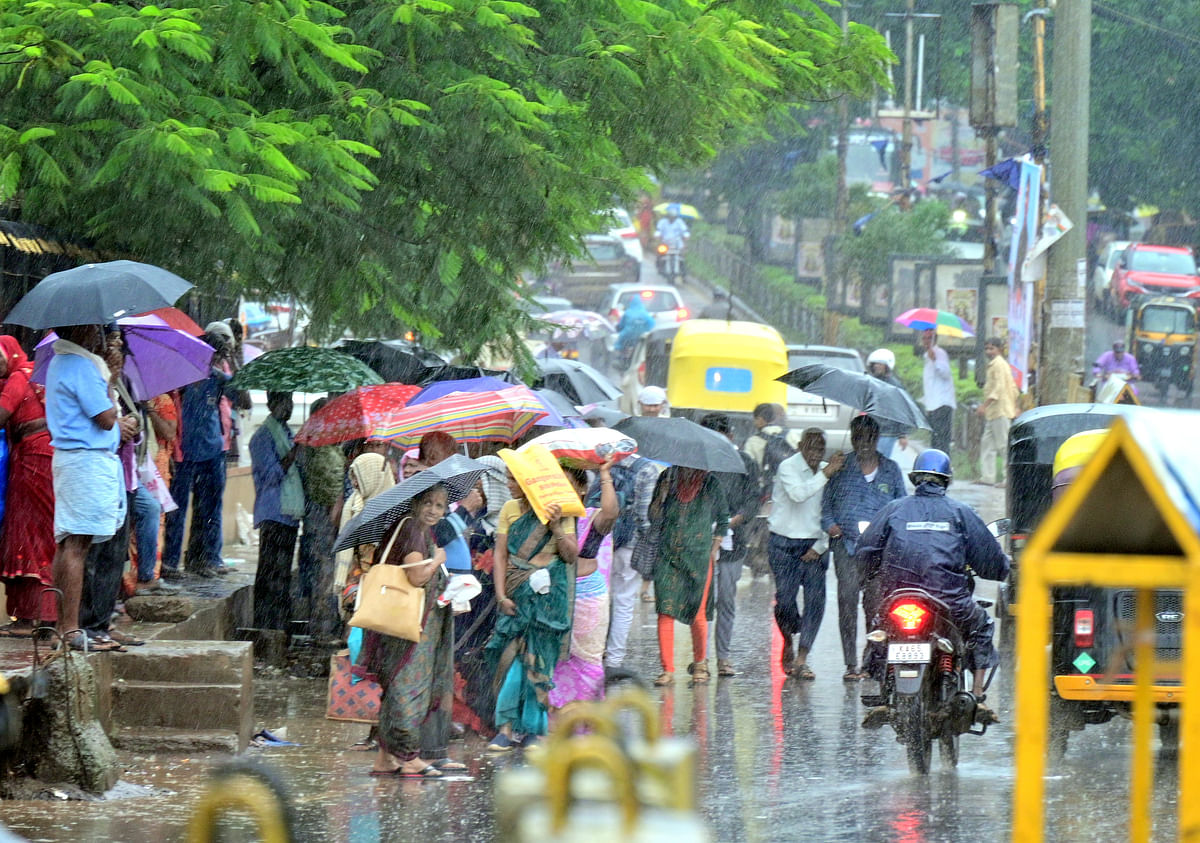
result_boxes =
[837,196,951,285]
[0,0,892,355]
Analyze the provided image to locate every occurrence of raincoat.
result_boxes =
[856,482,1009,670]
[615,298,655,351]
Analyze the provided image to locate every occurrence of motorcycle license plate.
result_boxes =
[887,642,932,663]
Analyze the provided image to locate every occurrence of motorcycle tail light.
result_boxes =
[1073,609,1094,648]
[889,602,930,633]
[609,308,621,321]
[656,243,669,255]
[676,307,690,321]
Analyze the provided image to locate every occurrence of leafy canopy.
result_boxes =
[0,0,890,354]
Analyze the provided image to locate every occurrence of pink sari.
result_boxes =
[548,508,613,708]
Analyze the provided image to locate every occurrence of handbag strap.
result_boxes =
[376,516,437,570]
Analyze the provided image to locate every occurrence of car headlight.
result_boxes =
[1179,345,1193,357]
[1141,343,1154,356]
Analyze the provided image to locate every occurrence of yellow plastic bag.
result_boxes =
[499,445,586,523]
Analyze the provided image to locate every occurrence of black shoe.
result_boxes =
[160,568,187,581]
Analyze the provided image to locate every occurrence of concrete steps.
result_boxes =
[104,640,253,753]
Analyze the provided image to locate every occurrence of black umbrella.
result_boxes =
[580,405,631,426]
[613,416,746,473]
[778,364,930,430]
[333,454,488,551]
[338,339,443,384]
[4,260,193,328]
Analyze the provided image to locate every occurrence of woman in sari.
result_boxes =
[356,484,464,777]
[485,473,578,751]
[651,467,728,686]
[0,336,56,634]
[548,461,618,711]
[334,452,396,606]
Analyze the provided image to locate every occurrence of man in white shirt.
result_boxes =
[921,329,956,453]
[767,428,844,680]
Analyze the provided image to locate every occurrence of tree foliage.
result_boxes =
[0,0,891,354]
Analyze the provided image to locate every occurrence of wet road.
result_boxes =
[0,483,1183,842]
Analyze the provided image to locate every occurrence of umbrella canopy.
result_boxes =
[417,365,523,387]
[294,383,424,446]
[333,454,487,551]
[230,346,384,393]
[148,307,204,336]
[32,313,214,401]
[533,358,622,408]
[539,310,615,339]
[4,260,193,329]
[653,202,703,221]
[894,307,975,338]
[778,365,930,430]
[580,405,631,426]
[370,386,550,446]
[612,416,745,473]
[411,378,566,428]
[338,339,447,384]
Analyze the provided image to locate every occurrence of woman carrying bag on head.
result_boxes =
[353,483,466,778]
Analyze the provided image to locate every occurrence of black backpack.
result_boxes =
[760,430,795,492]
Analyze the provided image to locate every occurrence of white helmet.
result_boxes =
[867,348,895,371]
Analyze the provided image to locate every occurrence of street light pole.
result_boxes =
[898,0,915,207]
[1040,0,1090,405]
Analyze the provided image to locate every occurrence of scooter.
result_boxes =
[655,241,685,285]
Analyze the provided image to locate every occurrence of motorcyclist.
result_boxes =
[856,449,1009,723]
[655,203,690,254]
[614,296,655,365]
[1092,340,1140,386]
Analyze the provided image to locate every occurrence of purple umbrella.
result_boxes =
[33,313,215,401]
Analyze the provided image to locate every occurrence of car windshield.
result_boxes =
[586,241,625,261]
[1129,250,1197,275]
[1140,306,1195,334]
[788,351,861,373]
[618,291,678,313]
[1105,248,1126,269]
[609,208,633,228]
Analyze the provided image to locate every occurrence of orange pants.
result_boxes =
[657,559,714,673]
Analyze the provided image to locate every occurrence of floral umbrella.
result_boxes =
[369,386,549,446]
[294,383,423,446]
[894,307,975,338]
[230,346,384,393]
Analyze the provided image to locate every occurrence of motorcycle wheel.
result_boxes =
[896,695,931,775]
[937,674,960,768]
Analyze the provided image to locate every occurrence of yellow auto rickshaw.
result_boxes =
[666,319,787,436]
[1130,296,1197,398]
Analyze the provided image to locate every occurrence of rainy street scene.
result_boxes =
[0,1,1199,842]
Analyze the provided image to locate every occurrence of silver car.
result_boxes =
[783,344,864,452]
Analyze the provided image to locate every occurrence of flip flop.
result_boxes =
[369,768,402,777]
[431,759,467,771]
[0,625,33,638]
[794,664,816,681]
[398,765,443,779]
[108,630,145,647]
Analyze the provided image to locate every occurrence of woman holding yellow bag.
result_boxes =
[485,472,579,751]
[357,483,462,778]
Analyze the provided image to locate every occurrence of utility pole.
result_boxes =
[834,2,849,252]
[898,0,915,208]
[1040,0,1090,405]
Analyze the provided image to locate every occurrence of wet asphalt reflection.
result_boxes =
[0,484,1183,841]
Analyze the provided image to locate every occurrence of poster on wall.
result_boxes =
[1006,160,1042,389]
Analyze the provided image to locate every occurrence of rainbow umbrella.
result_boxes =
[369,386,549,446]
[894,307,975,338]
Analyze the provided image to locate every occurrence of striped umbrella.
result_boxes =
[894,307,975,338]
[369,386,549,446]
[294,383,423,446]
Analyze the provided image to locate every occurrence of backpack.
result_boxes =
[760,430,795,493]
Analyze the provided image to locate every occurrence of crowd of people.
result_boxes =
[0,315,1012,776]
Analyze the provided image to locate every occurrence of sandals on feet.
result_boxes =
[108,630,145,647]
[794,663,816,681]
[431,758,467,771]
[688,662,710,684]
[843,668,865,682]
[653,672,674,686]
[399,765,443,779]
[0,623,34,638]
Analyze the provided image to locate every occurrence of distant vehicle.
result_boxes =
[532,358,623,409]
[1091,239,1131,313]
[616,324,680,415]
[544,234,640,310]
[519,293,574,314]
[604,283,690,331]
[605,207,644,264]
[1109,243,1200,316]
[783,344,865,452]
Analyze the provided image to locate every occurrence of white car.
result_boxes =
[783,344,864,452]
[604,283,690,331]
[1092,239,1131,312]
[605,207,644,263]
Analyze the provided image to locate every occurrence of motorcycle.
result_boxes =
[655,240,685,285]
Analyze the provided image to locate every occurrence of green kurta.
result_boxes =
[651,470,729,623]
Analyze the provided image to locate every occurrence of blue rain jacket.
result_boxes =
[856,482,1009,623]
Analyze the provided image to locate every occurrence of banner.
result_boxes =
[1007,160,1042,390]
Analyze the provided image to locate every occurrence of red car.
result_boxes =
[1109,244,1200,314]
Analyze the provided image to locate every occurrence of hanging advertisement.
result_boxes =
[1007,160,1041,390]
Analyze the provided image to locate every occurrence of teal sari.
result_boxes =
[485,508,575,736]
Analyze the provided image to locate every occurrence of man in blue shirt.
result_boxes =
[250,392,304,632]
[162,333,234,578]
[44,323,131,649]
[820,415,905,681]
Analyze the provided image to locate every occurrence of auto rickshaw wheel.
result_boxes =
[1159,718,1180,757]
[1048,696,1078,763]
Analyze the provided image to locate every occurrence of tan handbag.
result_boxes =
[348,519,431,643]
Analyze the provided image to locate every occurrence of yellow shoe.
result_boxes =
[653,672,674,686]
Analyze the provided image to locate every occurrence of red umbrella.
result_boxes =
[294,383,423,446]
[148,307,205,336]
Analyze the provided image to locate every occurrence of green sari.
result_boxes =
[652,469,729,622]
[485,508,575,736]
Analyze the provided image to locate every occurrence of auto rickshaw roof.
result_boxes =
[1136,296,1197,313]
[1030,408,1200,558]
[1009,403,1136,464]
[671,319,787,361]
